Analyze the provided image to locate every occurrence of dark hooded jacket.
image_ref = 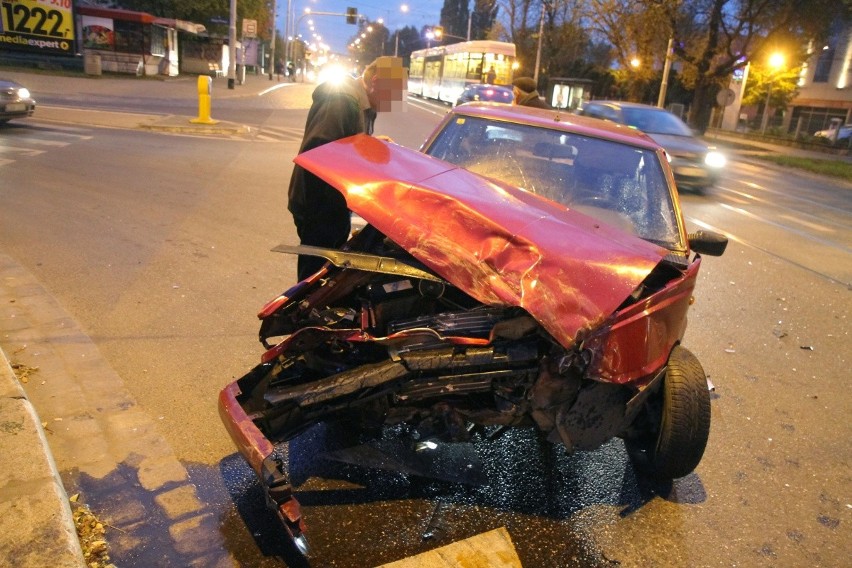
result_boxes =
[516,90,551,109]
[287,77,372,218]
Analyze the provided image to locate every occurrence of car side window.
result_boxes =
[583,104,618,122]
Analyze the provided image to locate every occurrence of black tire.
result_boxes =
[626,345,711,480]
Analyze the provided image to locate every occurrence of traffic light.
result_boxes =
[433,26,443,38]
[346,7,357,25]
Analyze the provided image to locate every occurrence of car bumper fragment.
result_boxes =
[218,378,306,547]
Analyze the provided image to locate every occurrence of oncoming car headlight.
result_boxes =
[317,64,349,86]
[705,150,726,168]
[17,87,31,99]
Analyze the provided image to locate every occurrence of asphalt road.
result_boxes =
[0,73,849,567]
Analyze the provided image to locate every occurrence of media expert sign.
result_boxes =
[1,0,75,54]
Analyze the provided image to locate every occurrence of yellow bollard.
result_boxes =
[190,75,219,125]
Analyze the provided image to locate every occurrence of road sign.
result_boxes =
[717,88,736,107]
[242,19,257,38]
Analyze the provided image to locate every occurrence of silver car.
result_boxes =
[578,101,725,193]
[0,78,36,124]
[814,123,852,145]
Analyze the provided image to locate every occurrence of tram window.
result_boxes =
[467,54,484,80]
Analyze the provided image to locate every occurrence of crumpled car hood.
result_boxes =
[294,134,669,348]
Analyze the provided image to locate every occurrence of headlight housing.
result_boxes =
[17,87,31,99]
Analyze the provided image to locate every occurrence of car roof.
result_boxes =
[467,84,511,91]
[0,78,24,88]
[587,101,671,112]
[451,103,661,150]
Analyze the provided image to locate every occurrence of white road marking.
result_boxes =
[0,146,45,157]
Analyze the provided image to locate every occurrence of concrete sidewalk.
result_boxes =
[0,348,85,568]
[2,67,308,137]
[1,67,298,100]
[32,104,258,138]
[0,68,295,568]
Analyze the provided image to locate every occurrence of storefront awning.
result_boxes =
[77,6,206,34]
[77,6,157,24]
[153,18,207,35]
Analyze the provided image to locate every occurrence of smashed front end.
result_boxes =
[219,135,711,550]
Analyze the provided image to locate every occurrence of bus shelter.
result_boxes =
[547,78,594,111]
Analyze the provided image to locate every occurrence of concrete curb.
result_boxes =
[0,348,86,568]
[32,105,256,138]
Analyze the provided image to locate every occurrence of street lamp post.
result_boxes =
[657,37,673,108]
[268,1,277,80]
[395,5,408,57]
[533,4,545,84]
[377,5,408,57]
[760,52,785,135]
[227,0,237,89]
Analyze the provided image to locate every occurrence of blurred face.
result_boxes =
[366,57,408,113]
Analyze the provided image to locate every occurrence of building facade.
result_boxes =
[785,21,852,136]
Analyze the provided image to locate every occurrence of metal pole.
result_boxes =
[228,0,237,89]
[268,1,276,80]
[760,79,773,134]
[731,62,749,131]
[657,37,673,108]
[533,5,544,84]
[467,11,471,41]
[395,32,399,57]
[285,0,292,71]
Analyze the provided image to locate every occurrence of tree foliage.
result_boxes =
[440,0,470,40]
[660,0,849,132]
[470,0,500,40]
[740,59,801,109]
[496,0,845,132]
[396,26,423,59]
[347,19,388,65]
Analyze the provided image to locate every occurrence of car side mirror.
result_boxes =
[688,230,728,256]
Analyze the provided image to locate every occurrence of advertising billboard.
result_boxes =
[1,0,75,55]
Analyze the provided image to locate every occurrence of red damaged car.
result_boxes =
[218,104,727,552]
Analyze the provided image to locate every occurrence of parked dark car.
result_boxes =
[455,83,513,106]
[219,103,727,553]
[578,101,725,193]
[0,78,36,123]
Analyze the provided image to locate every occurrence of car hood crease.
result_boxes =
[294,134,669,348]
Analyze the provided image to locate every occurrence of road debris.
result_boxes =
[70,494,117,568]
[10,361,38,383]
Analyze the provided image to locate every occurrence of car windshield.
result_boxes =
[425,116,682,249]
[621,108,693,136]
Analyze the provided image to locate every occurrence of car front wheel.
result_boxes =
[626,345,711,480]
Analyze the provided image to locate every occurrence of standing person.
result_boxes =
[511,76,550,109]
[287,56,407,281]
[286,61,295,81]
[486,65,497,84]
